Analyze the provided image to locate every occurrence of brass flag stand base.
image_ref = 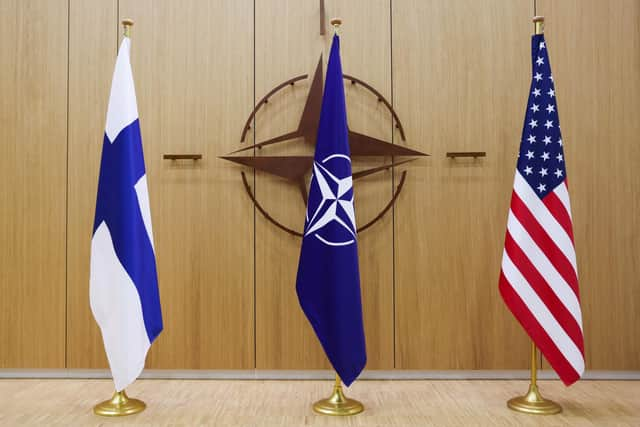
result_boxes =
[312,374,364,416]
[93,390,146,417]
[507,341,562,415]
[507,384,562,415]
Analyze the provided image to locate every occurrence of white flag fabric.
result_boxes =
[90,37,163,392]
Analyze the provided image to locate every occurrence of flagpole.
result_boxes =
[506,15,562,417]
[311,19,364,417]
[93,18,146,417]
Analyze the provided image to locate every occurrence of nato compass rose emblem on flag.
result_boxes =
[305,155,357,246]
[221,56,428,237]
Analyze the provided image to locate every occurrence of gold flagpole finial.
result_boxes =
[330,17,342,35]
[122,18,134,38]
[533,16,544,35]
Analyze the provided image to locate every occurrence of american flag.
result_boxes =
[499,33,584,385]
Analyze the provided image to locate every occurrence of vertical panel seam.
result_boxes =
[389,0,396,370]
[117,1,120,49]
[252,0,257,370]
[64,0,70,369]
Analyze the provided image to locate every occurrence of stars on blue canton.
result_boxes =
[517,34,567,199]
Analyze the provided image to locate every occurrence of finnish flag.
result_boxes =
[90,36,163,392]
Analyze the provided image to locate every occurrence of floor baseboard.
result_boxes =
[1,369,639,380]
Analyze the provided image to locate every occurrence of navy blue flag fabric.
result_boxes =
[296,34,367,387]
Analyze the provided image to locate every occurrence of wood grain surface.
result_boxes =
[1,0,639,372]
[66,0,117,369]
[0,379,639,426]
[537,0,640,370]
[254,0,394,370]
[0,0,68,368]
[116,0,255,369]
[392,0,534,369]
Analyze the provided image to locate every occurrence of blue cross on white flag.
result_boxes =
[296,34,367,387]
[90,36,163,392]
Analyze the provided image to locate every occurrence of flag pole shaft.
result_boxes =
[530,340,538,387]
[530,14,542,391]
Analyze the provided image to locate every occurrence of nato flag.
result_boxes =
[296,34,366,387]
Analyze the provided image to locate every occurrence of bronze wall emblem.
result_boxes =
[221,56,427,237]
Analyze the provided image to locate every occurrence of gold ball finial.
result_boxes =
[533,16,545,35]
[122,18,134,37]
[330,17,342,35]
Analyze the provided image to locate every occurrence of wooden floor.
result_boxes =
[0,379,638,426]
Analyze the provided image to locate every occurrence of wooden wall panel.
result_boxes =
[66,0,116,369]
[393,0,534,369]
[67,0,255,368]
[253,1,326,369]
[254,0,395,369]
[115,0,255,369]
[537,0,640,370]
[0,0,68,368]
[339,0,395,370]
[3,0,640,372]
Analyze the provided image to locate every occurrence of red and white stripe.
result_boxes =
[500,171,584,385]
